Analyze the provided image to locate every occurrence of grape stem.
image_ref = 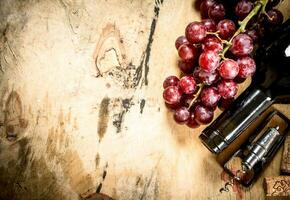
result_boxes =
[206,32,231,45]
[221,0,269,58]
[188,83,204,109]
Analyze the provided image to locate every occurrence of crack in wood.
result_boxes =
[96,162,108,194]
[140,156,161,200]
[58,0,77,34]
[98,47,123,72]
[136,0,164,87]
[140,99,146,114]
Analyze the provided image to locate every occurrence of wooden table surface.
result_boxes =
[0,0,289,199]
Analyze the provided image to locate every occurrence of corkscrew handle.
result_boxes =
[199,86,273,154]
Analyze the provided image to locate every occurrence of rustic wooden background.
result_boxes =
[0,0,289,199]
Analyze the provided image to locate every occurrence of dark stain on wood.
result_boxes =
[98,97,110,142]
[45,110,94,196]
[102,169,107,180]
[136,176,141,186]
[27,156,67,200]
[133,60,143,87]
[96,162,108,194]
[95,153,100,168]
[6,124,17,141]
[112,97,134,133]
[122,98,134,112]
[3,91,28,141]
[140,99,146,114]
[112,112,124,133]
[136,0,164,87]
[0,138,44,200]
[96,183,103,193]
[60,150,94,194]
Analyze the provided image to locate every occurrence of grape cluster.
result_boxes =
[163,0,284,128]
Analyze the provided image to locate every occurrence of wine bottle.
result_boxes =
[199,19,290,154]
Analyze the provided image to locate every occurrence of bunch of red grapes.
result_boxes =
[163,0,284,128]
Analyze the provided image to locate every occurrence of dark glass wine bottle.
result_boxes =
[199,19,290,154]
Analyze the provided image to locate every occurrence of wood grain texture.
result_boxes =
[0,0,289,200]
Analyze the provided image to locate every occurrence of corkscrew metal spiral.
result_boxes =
[219,169,246,193]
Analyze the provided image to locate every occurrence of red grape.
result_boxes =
[266,0,281,10]
[194,105,214,125]
[163,76,179,89]
[218,98,234,111]
[230,34,253,56]
[202,19,217,32]
[178,44,198,62]
[194,67,220,85]
[200,0,216,18]
[218,59,239,79]
[199,50,220,73]
[165,102,181,110]
[257,24,266,37]
[217,19,236,39]
[178,60,195,74]
[187,111,200,128]
[174,107,190,124]
[202,36,223,53]
[245,29,258,41]
[208,3,226,21]
[175,36,189,50]
[237,56,256,78]
[179,76,197,94]
[235,0,253,20]
[163,86,183,105]
[266,9,284,26]
[185,22,207,44]
[200,87,221,108]
[217,80,238,99]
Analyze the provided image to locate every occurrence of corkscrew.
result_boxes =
[219,169,246,193]
[220,123,286,192]
[220,110,290,189]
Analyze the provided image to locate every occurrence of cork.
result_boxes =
[264,176,290,196]
[281,135,290,174]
